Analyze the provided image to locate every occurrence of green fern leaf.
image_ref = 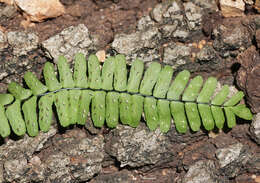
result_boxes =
[0,53,253,138]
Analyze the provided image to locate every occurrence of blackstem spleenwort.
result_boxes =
[0,53,253,138]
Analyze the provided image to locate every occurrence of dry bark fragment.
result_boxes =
[14,0,65,22]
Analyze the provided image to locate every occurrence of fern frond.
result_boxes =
[0,53,253,137]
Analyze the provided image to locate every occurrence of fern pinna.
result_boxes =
[0,53,253,137]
